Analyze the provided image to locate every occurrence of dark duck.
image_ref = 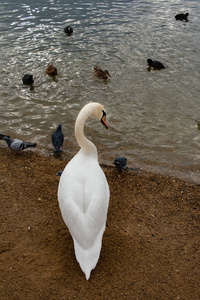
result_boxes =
[64,26,73,35]
[147,59,165,70]
[93,66,111,79]
[175,13,189,22]
[22,74,34,85]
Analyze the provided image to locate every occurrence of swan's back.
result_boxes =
[58,149,109,279]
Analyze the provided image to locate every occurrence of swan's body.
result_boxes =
[58,102,110,280]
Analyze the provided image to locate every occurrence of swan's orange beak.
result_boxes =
[101,110,108,129]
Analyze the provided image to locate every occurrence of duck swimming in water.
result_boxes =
[22,74,34,85]
[175,13,189,22]
[93,66,111,79]
[147,59,165,70]
[64,26,73,35]
[46,64,58,76]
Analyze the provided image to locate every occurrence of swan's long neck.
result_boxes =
[75,105,98,158]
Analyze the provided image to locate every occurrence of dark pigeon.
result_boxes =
[22,74,34,85]
[175,13,189,22]
[147,59,165,69]
[114,157,127,171]
[64,26,73,35]
[2,136,37,152]
[0,133,10,140]
[56,170,63,176]
[51,124,64,154]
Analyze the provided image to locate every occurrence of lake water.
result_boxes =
[0,0,200,183]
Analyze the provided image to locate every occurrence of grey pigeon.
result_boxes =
[51,124,64,154]
[147,59,165,69]
[114,157,127,171]
[2,136,37,152]
[0,133,10,140]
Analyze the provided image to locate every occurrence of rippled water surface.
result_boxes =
[0,0,200,182]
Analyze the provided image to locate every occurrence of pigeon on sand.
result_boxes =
[2,136,37,152]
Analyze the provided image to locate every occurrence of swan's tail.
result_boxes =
[73,225,105,280]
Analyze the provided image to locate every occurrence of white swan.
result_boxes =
[58,102,110,280]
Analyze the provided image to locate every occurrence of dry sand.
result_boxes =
[0,147,199,299]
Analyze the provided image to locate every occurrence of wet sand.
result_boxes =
[0,147,199,299]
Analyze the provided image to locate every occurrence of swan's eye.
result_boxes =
[101,110,108,129]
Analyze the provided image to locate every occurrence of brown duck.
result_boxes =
[93,66,111,79]
[46,64,58,76]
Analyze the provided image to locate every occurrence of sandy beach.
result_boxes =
[0,147,199,299]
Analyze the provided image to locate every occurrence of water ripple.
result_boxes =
[0,0,200,182]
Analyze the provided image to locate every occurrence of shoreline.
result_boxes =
[1,137,199,185]
[30,145,200,185]
[1,146,200,299]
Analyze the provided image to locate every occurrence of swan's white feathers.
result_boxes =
[58,149,109,250]
[58,102,110,280]
[73,225,105,280]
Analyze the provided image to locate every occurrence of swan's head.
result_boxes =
[75,102,108,153]
[90,103,108,129]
